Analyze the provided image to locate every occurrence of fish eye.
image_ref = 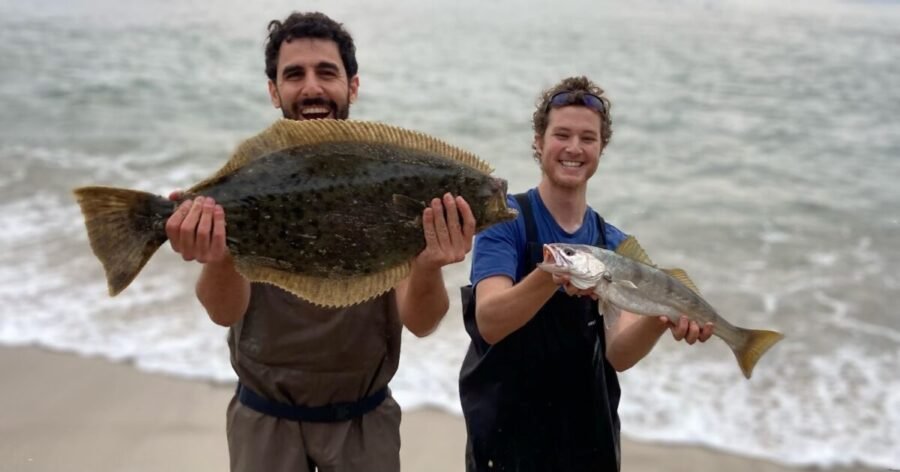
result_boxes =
[563,248,575,256]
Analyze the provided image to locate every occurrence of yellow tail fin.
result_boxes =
[73,186,173,296]
[732,328,785,379]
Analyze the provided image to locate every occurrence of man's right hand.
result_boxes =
[165,192,228,264]
[541,249,598,299]
[165,191,248,327]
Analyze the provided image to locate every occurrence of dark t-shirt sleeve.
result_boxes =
[470,199,524,287]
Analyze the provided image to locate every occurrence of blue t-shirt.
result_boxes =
[470,188,627,286]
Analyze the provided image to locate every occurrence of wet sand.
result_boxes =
[0,346,877,471]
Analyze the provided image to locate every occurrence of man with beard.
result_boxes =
[165,12,475,472]
[458,76,713,471]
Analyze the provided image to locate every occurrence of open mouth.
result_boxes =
[543,246,555,263]
[560,160,583,168]
[293,98,336,120]
[299,105,333,120]
[542,245,562,266]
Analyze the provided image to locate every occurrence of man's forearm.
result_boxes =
[196,256,251,327]
[605,314,667,371]
[396,264,450,337]
[475,270,558,345]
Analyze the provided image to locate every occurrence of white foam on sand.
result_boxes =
[3,212,899,470]
[1,148,898,470]
[617,341,899,469]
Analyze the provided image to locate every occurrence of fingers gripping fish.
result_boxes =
[538,237,784,379]
[73,119,518,308]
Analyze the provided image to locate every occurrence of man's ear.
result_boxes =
[348,75,360,104]
[533,133,544,156]
[268,80,282,109]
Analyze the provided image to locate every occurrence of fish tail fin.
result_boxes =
[731,328,784,379]
[73,186,173,296]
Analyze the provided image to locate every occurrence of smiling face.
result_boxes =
[534,105,603,191]
[267,37,359,121]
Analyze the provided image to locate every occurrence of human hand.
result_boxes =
[556,275,599,299]
[660,315,714,344]
[541,250,598,299]
[165,191,228,264]
[413,193,476,271]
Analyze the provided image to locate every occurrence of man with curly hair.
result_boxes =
[165,11,476,471]
[459,76,713,471]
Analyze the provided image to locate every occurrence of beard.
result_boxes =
[281,93,351,121]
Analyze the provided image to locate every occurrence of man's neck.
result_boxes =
[537,180,588,233]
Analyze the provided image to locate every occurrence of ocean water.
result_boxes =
[1,0,898,468]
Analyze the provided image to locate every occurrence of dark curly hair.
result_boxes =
[531,76,612,161]
[264,12,358,81]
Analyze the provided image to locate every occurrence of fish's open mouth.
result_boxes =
[542,245,557,264]
[540,244,570,271]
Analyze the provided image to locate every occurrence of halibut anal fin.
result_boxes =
[234,257,411,308]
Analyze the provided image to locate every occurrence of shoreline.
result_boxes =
[0,345,877,471]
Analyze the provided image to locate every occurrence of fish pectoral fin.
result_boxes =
[662,268,702,295]
[613,279,639,290]
[600,300,622,330]
[391,194,427,220]
[615,236,656,267]
[603,280,639,330]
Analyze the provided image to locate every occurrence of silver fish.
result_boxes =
[538,237,783,378]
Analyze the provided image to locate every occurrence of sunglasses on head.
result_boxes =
[547,91,606,114]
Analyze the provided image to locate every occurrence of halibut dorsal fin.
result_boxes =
[189,119,494,192]
[663,268,703,296]
[615,236,656,267]
[233,257,412,308]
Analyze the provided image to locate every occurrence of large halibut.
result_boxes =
[74,119,517,307]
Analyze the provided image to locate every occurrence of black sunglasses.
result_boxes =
[547,91,606,114]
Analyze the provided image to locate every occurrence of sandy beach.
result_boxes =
[0,346,878,472]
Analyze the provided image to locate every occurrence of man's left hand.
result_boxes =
[414,193,476,271]
[660,315,714,345]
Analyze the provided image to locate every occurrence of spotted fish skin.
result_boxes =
[193,141,511,277]
[73,119,517,307]
[539,240,784,379]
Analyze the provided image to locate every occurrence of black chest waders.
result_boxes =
[459,193,621,472]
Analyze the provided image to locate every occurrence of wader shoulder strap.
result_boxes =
[459,193,532,349]
[513,192,536,246]
[516,192,608,268]
[595,212,607,249]
[514,192,540,273]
